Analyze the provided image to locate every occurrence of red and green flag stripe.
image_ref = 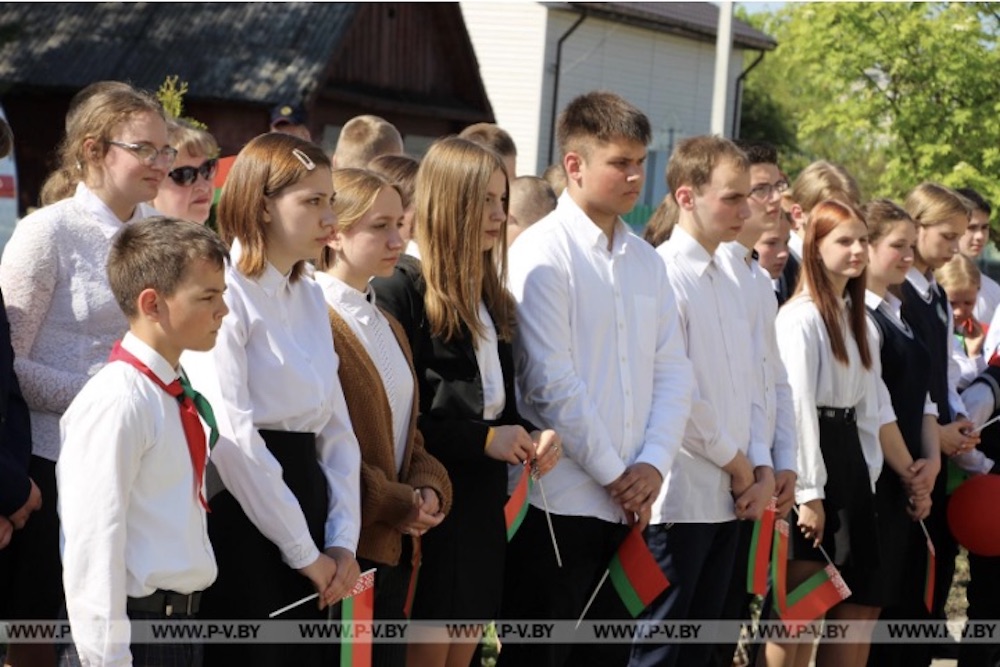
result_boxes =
[771,519,850,628]
[747,498,777,596]
[608,525,670,617]
[340,568,376,667]
[504,462,533,540]
[924,535,936,613]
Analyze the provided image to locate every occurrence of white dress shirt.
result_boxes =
[508,193,694,524]
[182,241,361,569]
[317,273,414,472]
[0,183,159,462]
[58,333,216,667]
[654,229,754,523]
[975,272,1000,325]
[718,241,797,474]
[776,293,884,504]
[905,268,968,419]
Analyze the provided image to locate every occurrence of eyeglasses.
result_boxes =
[107,141,179,167]
[749,180,789,202]
[167,158,219,186]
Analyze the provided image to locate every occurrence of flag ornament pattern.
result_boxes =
[608,525,670,617]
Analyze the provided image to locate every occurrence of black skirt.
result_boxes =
[789,410,880,604]
[199,430,333,667]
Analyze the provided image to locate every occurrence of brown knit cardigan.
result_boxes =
[328,306,453,566]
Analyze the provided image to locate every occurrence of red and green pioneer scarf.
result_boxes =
[746,498,777,596]
[609,524,670,617]
[341,568,376,667]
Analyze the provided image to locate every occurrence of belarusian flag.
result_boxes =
[608,525,670,617]
[771,520,850,627]
[504,461,533,540]
[747,498,777,596]
[341,568,376,667]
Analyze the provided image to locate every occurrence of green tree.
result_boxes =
[740,2,1000,210]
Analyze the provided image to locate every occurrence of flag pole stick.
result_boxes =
[536,477,563,568]
[269,593,318,618]
[576,569,609,630]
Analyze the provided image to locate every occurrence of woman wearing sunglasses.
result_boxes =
[152,117,219,225]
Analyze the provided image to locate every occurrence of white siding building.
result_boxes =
[460,1,776,214]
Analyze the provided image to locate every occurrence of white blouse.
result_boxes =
[0,183,159,461]
[316,272,414,472]
[475,301,505,420]
[182,242,361,569]
[776,293,884,504]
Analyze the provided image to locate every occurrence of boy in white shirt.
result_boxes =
[57,217,229,667]
[499,91,694,667]
[629,136,770,667]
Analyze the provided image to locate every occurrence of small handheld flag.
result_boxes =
[505,461,533,540]
[576,524,669,628]
[341,568,377,667]
[747,497,777,596]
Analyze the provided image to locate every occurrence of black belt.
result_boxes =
[126,590,202,616]
[817,406,856,423]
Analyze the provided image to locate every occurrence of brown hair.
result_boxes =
[167,117,219,160]
[509,176,557,228]
[556,91,651,157]
[217,133,331,282]
[40,81,166,206]
[666,135,749,195]
[459,123,517,158]
[317,168,402,270]
[367,153,419,209]
[334,115,403,170]
[797,199,872,368]
[415,136,514,343]
[108,216,229,319]
[643,195,679,247]
[787,161,861,214]
[862,198,915,245]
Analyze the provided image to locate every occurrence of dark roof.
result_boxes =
[0,3,359,104]
[549,2,776,51]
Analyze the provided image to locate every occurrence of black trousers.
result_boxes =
[497,507,631,667]
[627,521,740,667]
[59,610,203,667]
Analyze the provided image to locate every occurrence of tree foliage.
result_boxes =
[739,2,1000,211]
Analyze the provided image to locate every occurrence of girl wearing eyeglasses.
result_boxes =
[0,80,170,667]
[152,117,219,225]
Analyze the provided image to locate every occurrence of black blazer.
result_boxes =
[0,288,32,515]
[371,256,533,467]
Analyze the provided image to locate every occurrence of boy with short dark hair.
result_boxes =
[499,91,694,667]
[57,217,230,667]
[629,135,765,667]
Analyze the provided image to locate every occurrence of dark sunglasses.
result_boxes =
[167,158,219,187]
